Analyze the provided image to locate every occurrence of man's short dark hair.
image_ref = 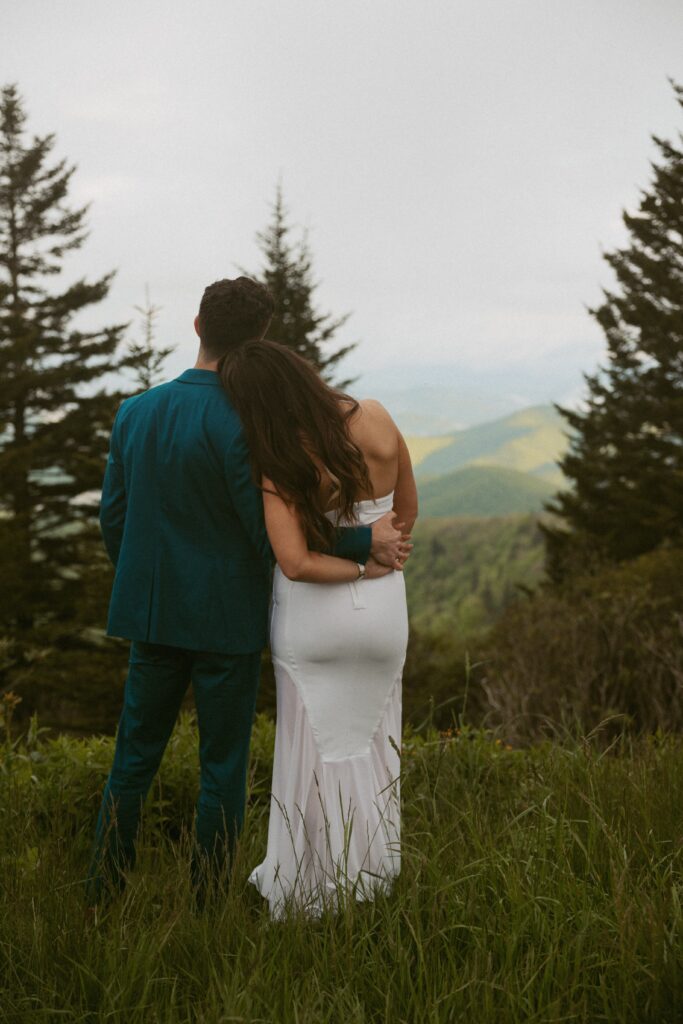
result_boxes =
[198,277,274,357]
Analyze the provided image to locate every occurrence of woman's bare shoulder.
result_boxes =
[344,397,399,456]
[347,397,396,427]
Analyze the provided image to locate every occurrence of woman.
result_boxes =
[220,340,418,918]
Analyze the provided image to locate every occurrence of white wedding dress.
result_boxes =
[248,491,408,919]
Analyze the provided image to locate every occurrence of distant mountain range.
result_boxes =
[404,404,571,517]
[355,357,589,435]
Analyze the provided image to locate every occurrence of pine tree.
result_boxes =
[244,182,357,385]
[125,285,174,392]
[0,84,127,650]
[542,78,683,581]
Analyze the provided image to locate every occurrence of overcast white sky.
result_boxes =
[2,0,682,402]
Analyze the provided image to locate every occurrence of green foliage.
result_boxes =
[0,83,134,706]
[482,545,683,743]
[6,636,128,735]
[394,514,550,734]
[0,83,127,637]
[405,513,546,636]
[0,711,681,1022]
[243,181,357,385]
[418,464,555,517]
[544,79,683,578]
[0,87,175,711]
[401,625,473,731]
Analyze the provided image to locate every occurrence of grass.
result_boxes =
[0,708,681,1023]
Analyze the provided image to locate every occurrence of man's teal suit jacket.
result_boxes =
[99,368,372,654]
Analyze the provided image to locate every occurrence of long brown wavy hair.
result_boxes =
[219,340,373,551]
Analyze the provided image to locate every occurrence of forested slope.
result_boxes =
[404,513,547,635]
[418,465,555,517]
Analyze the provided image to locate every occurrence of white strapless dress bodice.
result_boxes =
[248,492,408,918]
[333,490,395,524]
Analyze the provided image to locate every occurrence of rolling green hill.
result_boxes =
[404,513,548,636]
[407,404,569,487]
[418,464,556,517]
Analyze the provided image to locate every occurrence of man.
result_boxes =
[86,276,407,907]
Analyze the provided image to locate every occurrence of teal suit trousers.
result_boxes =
[86,641,260,902]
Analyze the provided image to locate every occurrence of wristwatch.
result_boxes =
[356,562,367,580]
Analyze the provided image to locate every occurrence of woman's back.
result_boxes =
[322,401,399,526]
[316,398,418,530]
[343,399,400,499]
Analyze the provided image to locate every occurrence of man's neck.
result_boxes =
[194,354,219,372]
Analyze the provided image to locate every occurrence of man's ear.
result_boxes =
[193,314,201,338]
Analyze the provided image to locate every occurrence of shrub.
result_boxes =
[480,545,683,742]
[401,625,488,731]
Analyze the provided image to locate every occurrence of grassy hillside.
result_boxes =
[418,464,556,517]
[402,434,452,466]
[405,513,547,635]
[407,404,569,486]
